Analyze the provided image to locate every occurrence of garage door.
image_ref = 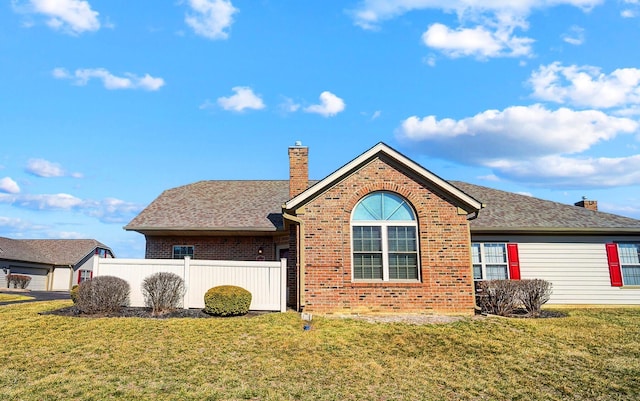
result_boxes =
[9,267,49,291]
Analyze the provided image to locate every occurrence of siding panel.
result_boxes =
[518,243,640,305]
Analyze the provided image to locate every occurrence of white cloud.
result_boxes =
[0,216,48,232]
[0,193,143,224]
[398,104,637,162]
[371,110,382,120]
[486,154,640,187]
[25,158,82,178]
[529,62,640,109]
[304,91,346,117]
[279,97,301,113]
[349,0,603,30]
[20,0,101,34]
[562,25,585,45]
[478,174,500,181]
[185,0,238,40]
[53,68,165,91]
[621,9,636,17]
[0,178,20,194]
[422,22,533,59]
[217,86,265,112]
[84,198,143,224]
[396,104,640,187]
[26,158,65,177]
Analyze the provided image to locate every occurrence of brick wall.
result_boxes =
[294,155,475,314]
[145,235,287,261]
[289,145,309,199]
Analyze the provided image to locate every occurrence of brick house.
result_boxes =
[126,142,640,313]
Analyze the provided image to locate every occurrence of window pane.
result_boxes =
[471,243,481,264]
[622,267,640,286]
[619,244,640,264]
[353,226,381,252]
[383,193,414,220]
[473,264,483,280]
[354,253,383,279]
[173,246,194,259]
[484,244,506,264]
[389,253,418,279]
[388,226,417,252]
[485,265,508,280]
[352,192,415,221]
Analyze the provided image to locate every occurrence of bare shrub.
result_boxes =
[6,274,32,289]
[141,272,185,316]
[476,280,521,316]
[519,279,553,317]
[75,276,130,314]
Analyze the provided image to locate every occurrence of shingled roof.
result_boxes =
[0,237,111,266]
[125,179,640,235]
[124,180,293,234]
[454,181,640,233]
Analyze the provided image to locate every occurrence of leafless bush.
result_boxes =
[141,272,185,316]
[477,279,553,317]
[75,276,130,314]
[519,279,553,317]
[6,274,32,289]
[476,280,521,316]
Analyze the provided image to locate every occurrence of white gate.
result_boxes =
[93,257,287,312]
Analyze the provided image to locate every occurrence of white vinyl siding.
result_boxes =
[517,243,640,305]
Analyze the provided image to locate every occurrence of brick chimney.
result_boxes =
[289,141,309,199]
[574,197,597,211]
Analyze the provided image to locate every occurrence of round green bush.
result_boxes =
[70,285,79,304]
[203,285,252,316]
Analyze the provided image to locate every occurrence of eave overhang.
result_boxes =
[471,227,640,235]
[124,226,284,237]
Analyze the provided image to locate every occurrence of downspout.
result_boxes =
[282,211,305,311]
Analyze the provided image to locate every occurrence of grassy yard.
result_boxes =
[0,301,638,401]
[0,293,33,302]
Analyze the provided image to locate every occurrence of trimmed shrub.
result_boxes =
[204,285,252,316]
[476,279,553,317]
[70,285,79,304]
[6,274,31,289]
[75,276,130,314]
[519,279,553,317]
[141,272,185,316]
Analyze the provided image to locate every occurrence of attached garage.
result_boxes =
[8,267,50,291]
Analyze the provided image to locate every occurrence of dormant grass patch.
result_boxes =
[0,301,638,400]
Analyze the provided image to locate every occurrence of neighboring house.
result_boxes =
[0,237,114,291]
[125,142,640,314]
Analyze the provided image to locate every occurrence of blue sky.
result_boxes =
[2,0,640,258]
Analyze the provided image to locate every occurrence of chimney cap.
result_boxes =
[295,140,303,146]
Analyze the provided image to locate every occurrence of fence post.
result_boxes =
[280,258,287,312]
[183,256,191,309]
[93,254,100,276]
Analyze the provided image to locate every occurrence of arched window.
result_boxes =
[351,192,419,281]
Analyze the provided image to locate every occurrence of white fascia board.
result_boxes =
[284,142,482,212]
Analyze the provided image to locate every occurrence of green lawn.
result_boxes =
[0,301,638,400]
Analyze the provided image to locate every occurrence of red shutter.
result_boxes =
[77,271,82,284]
[507,243,521,280]
[606,243,623,287]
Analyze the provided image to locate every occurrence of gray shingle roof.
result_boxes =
[125,180,293,232]
[125,179,640,234]
[0,237,110,266]
[453,181,640,232]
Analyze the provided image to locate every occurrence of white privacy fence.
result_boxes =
[92,257,287,312]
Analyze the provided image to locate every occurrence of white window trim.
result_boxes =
[172,245,194,259]
[472,243,509,281]
[352,220,419,282]
[618,243,640,286]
